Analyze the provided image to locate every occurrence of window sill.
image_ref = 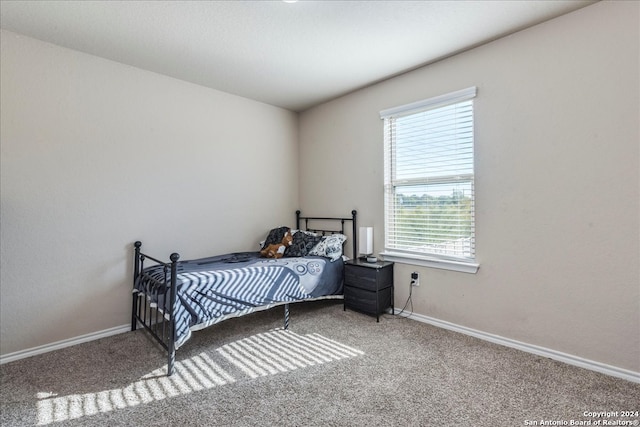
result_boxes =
[380,251,480,274]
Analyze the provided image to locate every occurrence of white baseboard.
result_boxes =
[394,309,640,384]
[0,324,130,365]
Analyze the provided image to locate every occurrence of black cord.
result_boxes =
[394,279,414,318]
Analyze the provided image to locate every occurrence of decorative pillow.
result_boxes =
[285,232,322,257]
[261,226,290,249]
[309,233,347,261]
[290,229,319,237]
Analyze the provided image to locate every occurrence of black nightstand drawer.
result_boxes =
[345,265,393,291]
[344,286,392,315]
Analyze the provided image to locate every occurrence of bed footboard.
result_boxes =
[132,241,180,376]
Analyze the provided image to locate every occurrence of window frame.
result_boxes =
[379,87,479,274]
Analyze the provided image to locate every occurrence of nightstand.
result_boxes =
[343,259,394,322]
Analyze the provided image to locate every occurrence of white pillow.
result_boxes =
[309,234,347,262]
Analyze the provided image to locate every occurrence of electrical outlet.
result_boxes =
[411,271,419,287]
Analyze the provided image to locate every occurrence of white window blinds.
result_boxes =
[381,87,476,262]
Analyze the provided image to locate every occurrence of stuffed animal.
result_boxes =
[260,230,293,259]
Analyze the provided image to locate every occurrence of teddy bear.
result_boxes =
[260,230,293,259]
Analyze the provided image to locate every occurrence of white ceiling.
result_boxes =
[0,0,595,112]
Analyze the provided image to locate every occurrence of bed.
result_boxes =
[132,210,357,376]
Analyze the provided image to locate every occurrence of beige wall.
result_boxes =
[0,30,299,355]
[299,1,639,372]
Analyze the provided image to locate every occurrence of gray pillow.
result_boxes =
[285,232,322,257]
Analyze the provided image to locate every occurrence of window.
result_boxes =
[380,87,478,273]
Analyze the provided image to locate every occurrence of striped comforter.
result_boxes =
[135,252,344,349]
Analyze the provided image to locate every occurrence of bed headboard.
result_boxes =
[296,209,358,259]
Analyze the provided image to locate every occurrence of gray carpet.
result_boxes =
[1,300,638,426]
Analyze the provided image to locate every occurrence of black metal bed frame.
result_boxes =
[132,209,357,376]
